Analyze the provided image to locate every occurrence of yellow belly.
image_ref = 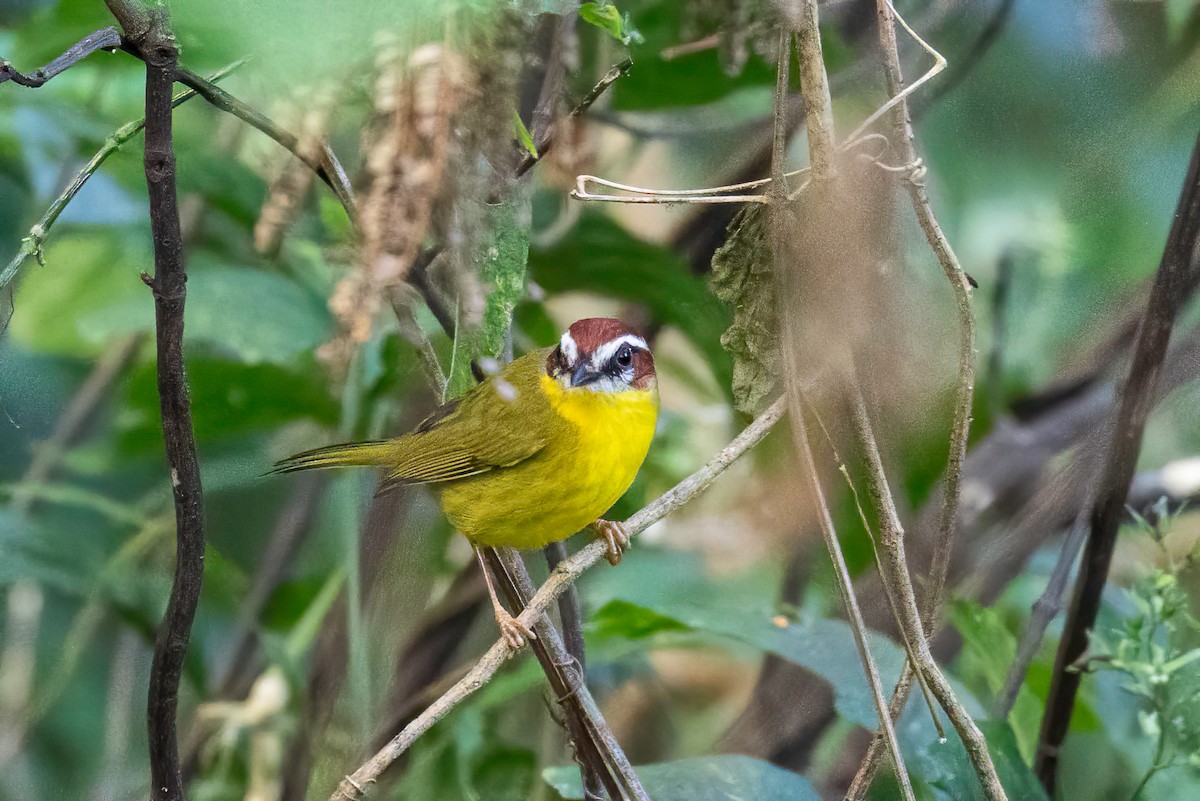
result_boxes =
[438,376,658,550]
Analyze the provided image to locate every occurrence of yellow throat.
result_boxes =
[438,373,657,550]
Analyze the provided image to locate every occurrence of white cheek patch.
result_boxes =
[591,334,648,368]
[560,331,578,365]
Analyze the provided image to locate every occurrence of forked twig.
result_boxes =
[784,6,914,797]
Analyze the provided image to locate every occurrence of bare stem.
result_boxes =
[784,6,915,795]
[848,2,978,791]
[849,390,1006,801]
[329,397,786,800]
[0,27,121,86]
[790,391,917,801]
[1035,129,1200,792]
[104,3,209,800]
[794,0,835,180]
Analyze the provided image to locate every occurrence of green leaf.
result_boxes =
[78,264,332,365]
[910,721,1049,801]
[710,204,778,414]
[580,2,641,46]
[591,598,691,640]
[596,596,904,728]
[7,229,151,357]
[544,754,818,800]
[119,357,339,449]
[512,110,538,159]
[947,599,1043,761]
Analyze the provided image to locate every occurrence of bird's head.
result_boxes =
[546,318,656,393]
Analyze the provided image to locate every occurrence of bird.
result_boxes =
[272,318,659,647]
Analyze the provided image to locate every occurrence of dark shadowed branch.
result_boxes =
[103,2,207,800]
[1035,128,1200,792]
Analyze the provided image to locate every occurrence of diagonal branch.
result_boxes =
[329,396,787,800]
[849,389,1005,800]
[1,62,242,301]
[0,27,122,87]
[1034,128,1200,793]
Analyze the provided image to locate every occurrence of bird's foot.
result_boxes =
[494,607,536,650]
[592,519,630,566]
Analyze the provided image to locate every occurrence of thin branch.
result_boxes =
[515,57,633,179]
[0,62,242,299]
[0,27,122,87]
[487,548,646,801]
[329,396,786,800]
[848,2,978,790]
[1035,128,1200,792]
[162,63,357,222]
[104,3,207,800]
[783,7,913,796]
[993,515,1086,719]
[789,395,916,801]
[543,540,604,801]
[794,0,835,180]
[849,389,1006,801]
[407,55,631,333]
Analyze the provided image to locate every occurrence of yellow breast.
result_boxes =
[438,375,658,550]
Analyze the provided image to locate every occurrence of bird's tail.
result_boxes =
[270,440,395,474]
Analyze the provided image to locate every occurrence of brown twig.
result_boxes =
[103,2,207,800]
[329,396,786,800]
[793,2,835,181]
[849,390,1006,800]
[847,2,979,791]
[487,548,646,801]
[1035,128,1200,793]
[543,540,604,801]
[163,64,358,222]
[788,395,917,801]
[0,27,121,87]
[514,57,632,179]
[783,8,915,796]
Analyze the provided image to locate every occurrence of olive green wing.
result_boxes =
[377,351,556,493]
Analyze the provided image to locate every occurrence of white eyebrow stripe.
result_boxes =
[560,331,578,363]
[592,334,648,367]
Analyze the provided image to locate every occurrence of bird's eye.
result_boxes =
[615,344,633,368]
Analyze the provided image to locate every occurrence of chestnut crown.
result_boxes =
[546,318,655,392]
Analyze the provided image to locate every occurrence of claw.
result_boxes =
[494,608,536,650]
[592,519,630,566]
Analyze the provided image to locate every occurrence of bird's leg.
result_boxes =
[590,519,630,566]
[473,546,536,649]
